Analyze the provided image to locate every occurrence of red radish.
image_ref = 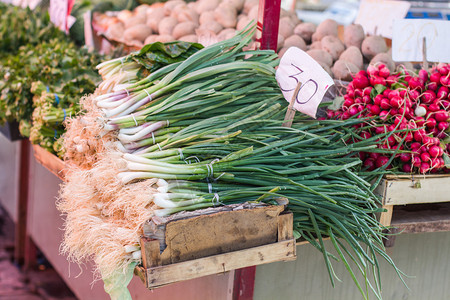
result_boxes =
[353,74,370,89]
[387,135,396,146]
[383,89,391,98]
[363,87,373,96]
[386,76,398,85]
[380,110,389,120]
[355,89,363,97]
[404,132,413,142]
[399,152,411,162]
[430,157,441,169]
[380,98,391,110]
[370,105,381,115]
[428,103,440,112]
[440,76,449,86]
[379,67,390,78]
[409,77,424,91]
[390,108,399,115]
[376,156,390,168]
[412,156,421,167]
[427,81,438,91]
[421,90,436,103]
[369,152,380,160]
[429,145,441,158]
[343,99,354,109]
[425,118,437,128]
[421,152,431,162]
[419,69,429,83]
[430,72,441,83]
[415,117,425,126]
[390,96,402,108]
[435,110,449,122]
[413,130,426,142]
[438,121,449,131]
[409,90,420,100]
[437,86,449,99]
[420,162,430,173]
[374,94,383,105]
[363,158,375,171]
[367,65,378,77]
[402,163,412,173]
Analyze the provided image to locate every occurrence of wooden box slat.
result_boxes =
[140,206,295,289]
[32,145,65,180]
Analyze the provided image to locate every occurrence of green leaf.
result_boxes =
[328,96,345,111]
[443,152,450,168]
[374,84,387,95]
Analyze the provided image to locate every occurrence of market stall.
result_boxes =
[1,0,450,299]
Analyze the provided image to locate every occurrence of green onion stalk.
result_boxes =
[92,25,406,299]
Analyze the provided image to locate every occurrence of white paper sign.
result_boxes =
[49,0,68,32]
[355,0,410,39]
[392,19,450,63]
[276,47,334,118]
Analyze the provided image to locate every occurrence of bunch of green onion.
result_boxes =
[93,26,405,298]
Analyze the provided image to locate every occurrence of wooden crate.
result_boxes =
[31,145,65,180]
[375,174,450,228]
[135,204,296,289]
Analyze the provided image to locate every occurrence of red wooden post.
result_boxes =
[233,266,256,300]
[233,1,282,299]
[256,0,282,51]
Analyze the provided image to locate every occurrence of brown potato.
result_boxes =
[284,35,307,51]
[332,60,359,81]
[124,14,146,28]
[172,21,196,39]
[218,28,236,41]
[312,19,338,42]
[277,34,285,51]
[279,17,295,39]
[214,4,238,28]
[294,22,316,43]
[343,24,365,49]
[243,0,258,14]
[199,11,215,25]
[318,60,332,77]
[105,22,125,40]
[158,17,178,35]
[179,34,198,43]
[177,7,199,24]
[370,53,395,72]
[222,0,245,12]
[196,0,221,14]
[248,5,258,20]
[339,46,364,70]
[361,36,388,60]
[321,35,345,61]
[236,15,251,31]
[306,49,333,67]
[198,21,223,34]
[278,47,288,58]
[157,34,175,43]
[309,41,322,50]
[124,24,152,42]
[164,1,185,16]
[144,35,159,45]
[146,7,165,32]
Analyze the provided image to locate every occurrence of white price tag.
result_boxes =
[355,0,410,39]
[49,0,75,33]
[392,19,450,63]
[49,0,68,32]
[276,47,334,118]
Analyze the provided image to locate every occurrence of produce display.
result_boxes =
[328,63,450,174]
[0,4,105,155]
[59,28,405,299]
[93,0,403,80]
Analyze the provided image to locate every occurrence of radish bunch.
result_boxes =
[328,63,450,174]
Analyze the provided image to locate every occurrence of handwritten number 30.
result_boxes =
[279,63,319,104]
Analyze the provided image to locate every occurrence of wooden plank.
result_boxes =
[31,145,65,180]
[233,267,256,300]
[379,205,394,227]
[14,140,31,265]
[141,237,162,269]
[146,239,296,289]
[278,213,293,241]
[162,205,284,264]
[382,176,450,205]
[391,203,450,234]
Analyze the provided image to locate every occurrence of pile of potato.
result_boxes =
[94,0,404,80]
